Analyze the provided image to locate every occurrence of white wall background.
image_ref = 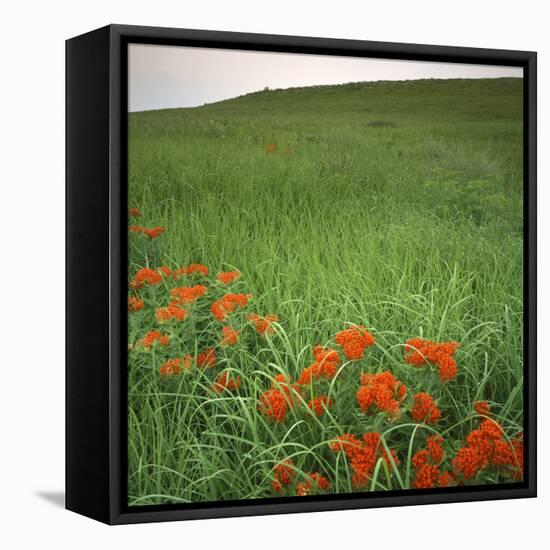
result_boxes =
[0,1,546,548]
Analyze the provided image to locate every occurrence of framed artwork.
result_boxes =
[66,24,537,524]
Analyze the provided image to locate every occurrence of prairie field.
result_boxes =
[127,78,524,505]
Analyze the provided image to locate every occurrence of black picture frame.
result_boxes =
[66,24,537,525]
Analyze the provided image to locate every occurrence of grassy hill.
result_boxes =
[127,78,524,505]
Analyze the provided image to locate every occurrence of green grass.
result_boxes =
[127,78,524,505]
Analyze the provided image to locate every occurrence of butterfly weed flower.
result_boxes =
[335,325,375,360]
[170,285,207,304]
[297,472,330,496]
[210,371,242,393]
[221,326,240,346]
[330,432,398,488]
[452,419,523,480]
[307,395,333,417]
[356,371,406,420]
[258,375,301,422]
[197,348,217,369]
[248,313,279,335]
[217,271,241,285]
[140,330,170,349]
[297,346,340,386]
[132,267,163,288]
[411,392,441,424]
[272,459,296,492]
[411,435,447,489]
[128,295,144,313]
[128,207,141,218]
[404,338,460,382]
[157,265,172,277]
[172,264,209,280]
[211,293,253,321]
[159,356,192,377]
[155,303,188,323]
[474,401,491,416]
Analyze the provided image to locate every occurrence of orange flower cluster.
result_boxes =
[307,396,333,417]
[335,325,375,360]
[172,263,209,279]
[411,435,454,489]
[297,346,340,385]
[130,267,164,289]
[159,355,193,377]
[248,313,279,335]
[404,338,460,382]
[272,459,297,492]
[411,392,441,424]
[211,293,252,321]
[356,371,407,419]
[157,266,172,277]
[258,374,301,422]
[266,143,278,154]
[221,326,240,346]
[210,371,242,393]
[197,348,217,369]
[330,432,399,488]
[217,271,241,285]
[140,330,170,349]
[271,459,330,496]
[128,207,141,218]
[129,225,165,239]
[128,295,144,312]
[171,285,207,304]
[474,401,491,416]
[155,303,188,322]
[297,473,330,496]
[452,420,523,480]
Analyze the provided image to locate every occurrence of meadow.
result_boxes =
[127,78,524,505]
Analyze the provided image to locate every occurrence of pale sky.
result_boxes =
[128,43,523,112]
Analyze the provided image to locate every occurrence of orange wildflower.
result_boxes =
[258,375,301,422]
[129,225,144,234]
[197,348,217,369]
[159,355,192,377]
[272,459,296,492]
[221,326,240,346]
[248,313,279,335]
[133,267,163,287]
[217,271,241,285]
[334,325,375,360]
[297,473,330,496]
[307,395,333,417]
[141,330,170,349]
[266,143,278,154]
[128,295,144,312]
[452,420,523,480]
[211,293,252,321]
[129,207,141,218]
[157,265,172,277]
[356,371,406,419]
[171,285,207,304]
[210,371,242,393]
[143,226,164,239]
[404,338,460,382]
[411,392,441,424]
[411,435,446,489]
[297,346,340,386]
[172,263,209,279]
[155,303,188,322]
[330,432,398,488]
[474,401,491,416]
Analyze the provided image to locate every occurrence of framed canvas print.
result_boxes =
[66,24,537,524]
